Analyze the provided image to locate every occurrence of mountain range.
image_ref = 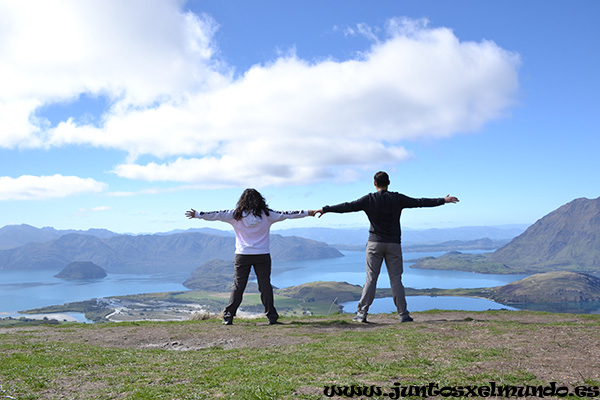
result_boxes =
[0,219,535,275]
[0,223,525,251]
[0,231,342,273]
[0,224,117,251]
[272,225,526,246]
[413,197,600,274]
[0,222,526,274]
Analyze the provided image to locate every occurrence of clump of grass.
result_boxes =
[188,310,212,321]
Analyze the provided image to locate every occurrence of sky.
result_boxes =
[0,0,598,234]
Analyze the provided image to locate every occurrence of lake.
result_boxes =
[271,250,523,289]
[0,250,532,322]
[3,250,599,321]
[0,270,189,322]
[271,250,527,314]
[271,251,600,315]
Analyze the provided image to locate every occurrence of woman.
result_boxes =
[186,188,315,325]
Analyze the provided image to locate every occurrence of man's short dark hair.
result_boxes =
[374,171,390,188]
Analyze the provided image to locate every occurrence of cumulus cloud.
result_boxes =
[0,3,520,187]
[0,175,107,200]
[0,0,223,146]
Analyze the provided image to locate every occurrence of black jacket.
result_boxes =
[323,190,445,244]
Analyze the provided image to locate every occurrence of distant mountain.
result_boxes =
[55,261,107,280]
[273,227,368,246]
[0,232,343,273]
[412,197,600,274]
[273,225,526,246]
[402,225,527,245]
[0,224,117,250]
[0,223,526,252]
[403,238,509,253]
[334,238,509,253]
[155,227,235,237]
[269,234,344,261]
[0,224,61,250]
[489,197,600,271]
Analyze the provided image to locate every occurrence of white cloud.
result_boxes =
[0,175,107,200]
[0,3,520,187]
[113,141,412,187]
[0,0,224,147]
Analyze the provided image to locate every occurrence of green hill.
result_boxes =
[276,281,364,303]
[411,251,512,274]
[491,271,600,304]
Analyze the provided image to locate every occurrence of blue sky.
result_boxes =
[0,1,598,234]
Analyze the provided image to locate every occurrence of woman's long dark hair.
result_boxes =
[233,188,271,220]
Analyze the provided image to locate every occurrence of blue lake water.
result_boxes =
[2,250,595,320]
[270,250,526,314]
[270,250,524,290]
[0,270,189,321]
[343,296,520,314]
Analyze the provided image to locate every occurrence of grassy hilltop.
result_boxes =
[1,310,600,399]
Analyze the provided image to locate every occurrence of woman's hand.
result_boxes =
[185,209,197,219]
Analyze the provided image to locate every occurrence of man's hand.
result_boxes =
[185,209,197,219]
[314,209,325,218]
[444,195,459,204]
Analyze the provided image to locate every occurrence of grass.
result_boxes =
[0,318,64,328]
[2,311,597,399]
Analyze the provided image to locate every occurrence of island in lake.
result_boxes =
[54,261,107,280]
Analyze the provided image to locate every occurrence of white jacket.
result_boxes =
[194,209,309,255]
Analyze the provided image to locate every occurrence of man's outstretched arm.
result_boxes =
[315,195,368,218]
[401,194,459,209]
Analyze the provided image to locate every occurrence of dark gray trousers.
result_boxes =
[223,253,279,322]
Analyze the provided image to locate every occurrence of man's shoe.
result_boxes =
[222,318,233,325]
[400,316,413,323]
[268,320,280,325]
[352,314,367,323]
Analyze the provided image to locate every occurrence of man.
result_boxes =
[315,171,459,323]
